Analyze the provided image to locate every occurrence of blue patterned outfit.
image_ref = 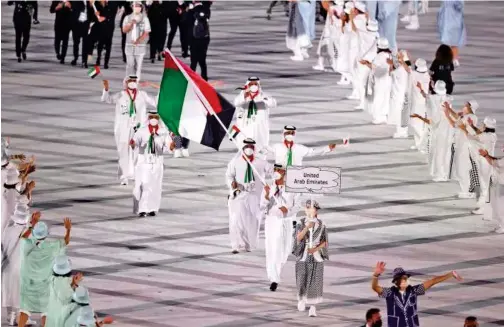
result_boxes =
[379,284,426,327]
[437,0,466,47]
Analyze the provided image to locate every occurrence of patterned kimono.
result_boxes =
[286,2,311,55]
[437,0,466,47]
[379,284,426,327]
[292,217,328,305]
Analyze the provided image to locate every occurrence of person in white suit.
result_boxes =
[130,110,174,217]
[234,77,277,152]
[264,125,337,167]
[261,164,301,292]
[408,58,431,151]
[478,145,503,233]
[101,76,157,185]
[226,138,273,253]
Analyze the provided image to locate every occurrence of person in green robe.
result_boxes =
[18,217,72,327]
[45,254,83,327]
[62,286,92,327]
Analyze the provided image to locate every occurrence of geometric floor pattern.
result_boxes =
[2,2,504,326]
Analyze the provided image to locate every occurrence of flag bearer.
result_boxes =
[226,138,273,253]
[261,164,301,292]
[101,76,157,185]
[130,110,174,217]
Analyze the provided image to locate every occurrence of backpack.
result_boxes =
[193,11,209,39]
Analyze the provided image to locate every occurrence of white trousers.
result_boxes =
[264,214,294,283]
[484,182,504,228]
[126,53,145,82]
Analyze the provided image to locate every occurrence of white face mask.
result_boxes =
[243,148,254,156]
[249,85,259,93]
[273,171,282,180]
[127,82,137,90]
[149,119,158,126]
[284,134,294,142]
[134,7,142,14]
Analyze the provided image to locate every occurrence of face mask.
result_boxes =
[134,7,142,14]
[372,320,383,327]
[127,82,137,90]
[284,134,294,142]
[149,119,158,126]
[273,172,282,180]
[249,85,259,93]
[243,148,254,156]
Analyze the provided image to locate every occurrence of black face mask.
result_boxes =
[372,320,383,327]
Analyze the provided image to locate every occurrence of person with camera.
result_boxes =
[261,164,301,292]
[122,1,151,81]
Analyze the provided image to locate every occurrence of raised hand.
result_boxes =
[478,149,489,157]
[72,272,84,284]
[374,261,386,275]
[452,270,463,281]
[63,217,72,231]
[103,79,109,91]
[31,211,41,226]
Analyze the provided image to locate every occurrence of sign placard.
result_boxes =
[285,166,341,194]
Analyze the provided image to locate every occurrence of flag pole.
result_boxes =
[164,49,276,198]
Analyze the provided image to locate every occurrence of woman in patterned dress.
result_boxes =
[292,200,328,317]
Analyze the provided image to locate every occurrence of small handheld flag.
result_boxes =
[342,137,350,147]
[229,124,241,140]
[87,65,100,79]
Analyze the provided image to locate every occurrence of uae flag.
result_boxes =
[157,50,236,151]
[87,65,100,79]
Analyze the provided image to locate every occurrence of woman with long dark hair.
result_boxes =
[429,44,455,95]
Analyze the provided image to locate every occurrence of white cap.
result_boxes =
[5,167,19,185]
[400,50,410,62]
[434,80,447,96]
[377,38,390,50]
[335,0,345,5]
[11,202,30,225]
[468,100,479,112]
[355,1,366,12]
[367,20,379,32]
[32,221,49,240]
[484,117,497,129]
[344,6,352,14]
[53,255,72,275]
[73,286,91,304]
[344,1,355,10]
[415,58,428,73]
[77,306,96,326]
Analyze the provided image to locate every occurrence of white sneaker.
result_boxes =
[182,149,190,157]
[337,77,351,85]
[433,177,448,182]
[120,178,128,186]
[405,15,419,30]
[308,306,317,317]
[458,192,476,199]
[346,94,359,100]
[372,119,387,125]
[8,312,16,326]
[312,64,324,71]
[301,49,310,59]
[410,145,417,150]
[495,227,504,234]
[472,207,484,215]
[173,149,182,158]
[297,300,306,312]
[290,55,304,61]
[400,15,411,23]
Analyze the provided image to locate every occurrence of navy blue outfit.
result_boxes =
[379,284,426,327]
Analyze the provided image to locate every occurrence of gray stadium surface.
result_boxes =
[2,1,504,326]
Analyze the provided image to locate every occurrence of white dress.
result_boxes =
[261,183,300,283]
[348,14,367,96]
[484,158,504,227]
[101,89,157,181]
[226,154,273,251]
[132,125,172,214]
[1,222,26,309]
[316,6,342,69]
[370,52,393,122]
[356,31,378,111]
[1,164,19,233]
[428,94,453,180]
[388,64,410,126]
[452,115,478,193]
[409,71,431,150]
[336,22,351,74]
[234,91,276,151]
